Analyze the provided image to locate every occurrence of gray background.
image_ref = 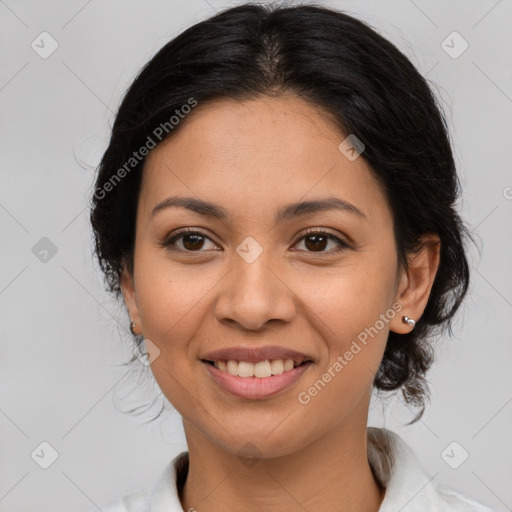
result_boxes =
[1,0,511,511]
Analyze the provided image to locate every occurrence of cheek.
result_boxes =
[294,278,391,430]
[133,245,221,343]
[292,252,397,335]
[290,255,397,392]
[132,258,218,416]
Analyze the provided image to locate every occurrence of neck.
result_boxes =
[179,418,385,512]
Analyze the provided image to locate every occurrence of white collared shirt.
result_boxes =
[92,427,501,512]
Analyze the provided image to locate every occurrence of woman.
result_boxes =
[89,3,500,511]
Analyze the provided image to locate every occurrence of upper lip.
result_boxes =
[201,346,314,364]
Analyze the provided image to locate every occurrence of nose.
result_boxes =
[214,249,296,331]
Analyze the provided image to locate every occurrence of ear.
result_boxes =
[120,262,142,336]
[390,233,441,334]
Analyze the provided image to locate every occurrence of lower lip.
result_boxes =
[202,361,313,400]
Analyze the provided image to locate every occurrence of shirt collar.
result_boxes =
[367,427,446,511]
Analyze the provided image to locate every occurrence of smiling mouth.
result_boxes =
[201,357,313,400]
[202,359,311,379]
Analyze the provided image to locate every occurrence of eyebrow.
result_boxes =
[151,196,367,223]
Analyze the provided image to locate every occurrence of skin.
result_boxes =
[121,94,440,512]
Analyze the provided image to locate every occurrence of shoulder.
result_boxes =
[436,484,503,512]
[88,489,151,512]
[367,427,503,512]
[88,451,188,512]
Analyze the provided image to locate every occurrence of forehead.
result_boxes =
[139,95,390,226]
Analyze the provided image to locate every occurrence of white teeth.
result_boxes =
[254,360,271,378]
[227,360,239,376]
[214,359,302,378]
[270,359,284,375]
[283,359,295,371]
[237,361,255,378]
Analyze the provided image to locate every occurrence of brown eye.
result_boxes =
[162,229,219,252]
[304,233,329,252]
[161,228,349,254]
[181,233,206,251]
[293,230,349,253]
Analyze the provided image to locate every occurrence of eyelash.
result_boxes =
[160,227,351,254]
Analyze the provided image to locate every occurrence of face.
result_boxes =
[121,94,430,458]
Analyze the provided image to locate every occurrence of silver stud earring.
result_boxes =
[402,316,416,327]
[129,319,137,335]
